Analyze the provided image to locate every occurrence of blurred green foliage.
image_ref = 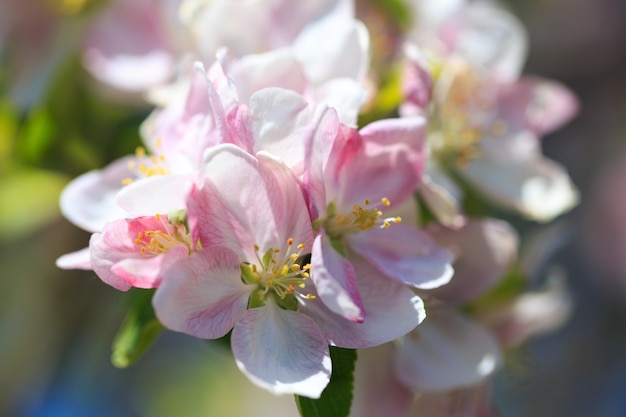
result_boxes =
[0,49,149,240]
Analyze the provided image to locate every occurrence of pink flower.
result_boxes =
[304,107,454,320]
[90,214,194,291]
[153,144,425,397]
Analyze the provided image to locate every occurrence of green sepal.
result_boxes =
[295,347,357,417]
[276,293,298,312]
[111,288,164,368]
[240,262,259,285]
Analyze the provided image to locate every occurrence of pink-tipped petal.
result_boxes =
[310,232,364,322]
[302,256,425,348]
[112,245,188,289]
[193,145,313,261]
[232,299,331,398]
[153,246,252,339]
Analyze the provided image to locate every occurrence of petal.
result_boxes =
[115,174,193,217]
[349,344,414,417]
[56,247,92,270]
[348,224,454,289]
[419,171,466,229]
[428,219,518,303]
[443,1,528,81]
[231,299,331,398]
[82,0,175,91]
[226,48,308,105]
[60,156,134,232]
[153,246,252,339]
[337,117,426,208]
[293,12,369,85]
[314,78,366,127]
[310,232,364,322]
[192,145,314,261]
[302,256,425,348]
[112,245,188,289]
[523,77,579,135]
[89,232,133,291]
[461,133,579,222]
[249,87,310,174]
[395,308,502,392]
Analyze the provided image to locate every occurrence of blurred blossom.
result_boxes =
[401,0,579,226]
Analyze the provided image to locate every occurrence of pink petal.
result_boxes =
[153,246,252,339]
[89,232,132,291]
[112,245,188,289]
[395,308,502,392]
[192,145,314,262]
[523,77,579,135]
[428,219,519,304]
[337,117,426,209]
[231,299,331,398]
[348,224,454,289]
[302,256,425,348]
[310,232,364,322]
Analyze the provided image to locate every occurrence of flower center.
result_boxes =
[428,59,508,168]
[241,238,315,310]
[134,214,193,256]
[122,142,170,185]
[323,198,402,239]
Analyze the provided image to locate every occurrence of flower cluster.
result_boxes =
[58,0,578,414]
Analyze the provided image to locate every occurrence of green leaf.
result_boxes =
[111,289,164,368]
[295,347,357,417]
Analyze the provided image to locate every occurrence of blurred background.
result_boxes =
[1,0,626,416]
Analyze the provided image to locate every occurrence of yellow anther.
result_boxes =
[305,294,316,300]
[135,147,146,158]
[291,264,300,272]
[301,272,310,278]
[297,243,305,250]
[290,253,299,261]
[381,197,391,207]
[122,178,133,186]
[273,248,281,253]
[393,217,402,223]
[303,264,311,270]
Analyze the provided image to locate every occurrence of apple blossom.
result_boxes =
[153,144,425,397]
[402,0,579,225]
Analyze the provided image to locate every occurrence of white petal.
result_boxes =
[395,308,502,392]
[232,299,331,398]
